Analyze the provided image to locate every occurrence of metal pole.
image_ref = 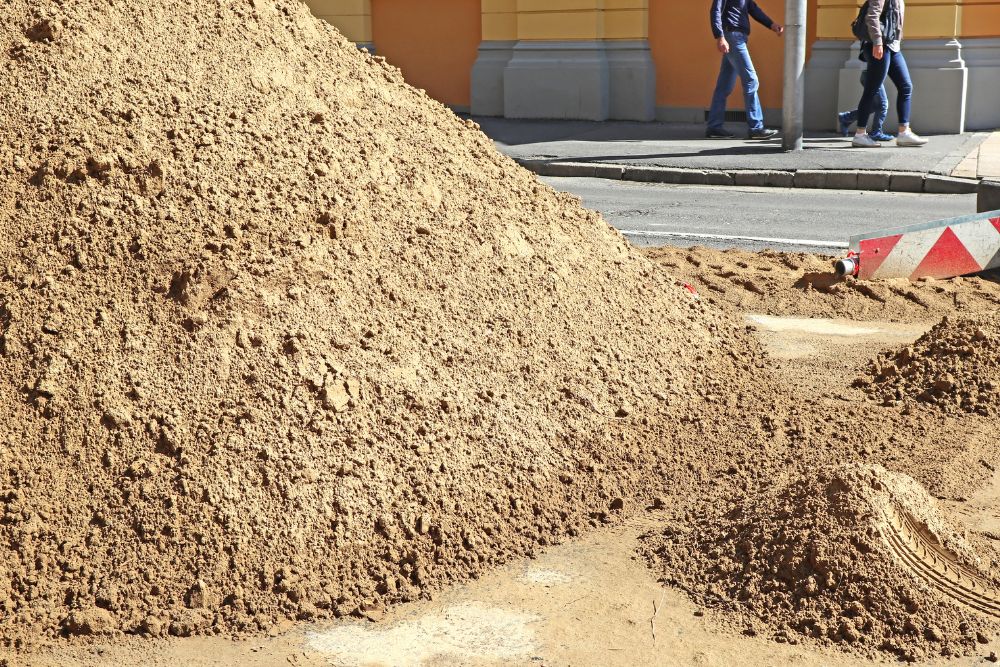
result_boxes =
[782,0,807,151]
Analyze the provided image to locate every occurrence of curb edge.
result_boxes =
[516,159,982,195]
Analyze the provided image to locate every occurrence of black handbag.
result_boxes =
[851,1,898,44]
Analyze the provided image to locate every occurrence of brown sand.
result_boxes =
[4,0,1000,662]
[18,288,1000,666]
[858,314,1000,416]
[0,0,775,647]
[640,464,1000,661]
[642,245,1000,322]
[637,244,1000,661]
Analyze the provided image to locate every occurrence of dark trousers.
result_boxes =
[857,44,913,128]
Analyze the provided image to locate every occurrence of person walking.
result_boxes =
[838,71,893,141]
[707,0,784,140]
[851,0,928,147]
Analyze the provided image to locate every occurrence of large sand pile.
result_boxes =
[0,0,774,643]
[641,464,1000,661]
[858,314,1000,415]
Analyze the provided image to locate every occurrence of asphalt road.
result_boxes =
[542,176,978,254]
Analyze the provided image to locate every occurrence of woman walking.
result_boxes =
[852,0,928,148]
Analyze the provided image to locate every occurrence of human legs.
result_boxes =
[886,50,927,145]
[872,84,889,134]
[724,32,764,131]
[838,108,858,136]
[839,70,869,135]
[707,50,737,130]
[887,50,913,129]
[855,70,889,135]
[855,47,890,134]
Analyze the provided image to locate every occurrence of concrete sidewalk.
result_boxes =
[473,117,998,195]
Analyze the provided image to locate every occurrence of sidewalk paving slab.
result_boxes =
[478,116,993,194]
[477,117,987,177]
[705,171,733,186]
[765,171,795,188]
[924,174,979,194]
[734,171,770,187]
[792,170,826,189]
[857,171,891,191]
[516,156,984,195]
[889,172,925,193]
[977,133,1000,179]
[824,171,859,190]
[979,180,1000,213]
[593,164,626,180]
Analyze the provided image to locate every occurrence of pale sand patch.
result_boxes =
[306,604,538,666]
[747,314,885,336]
[523,567,574,586]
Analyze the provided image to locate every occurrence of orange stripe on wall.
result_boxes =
[963,2,1000,37]
[371,0,482,107]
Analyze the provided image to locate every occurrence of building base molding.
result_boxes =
[803,40,852,131]
[471,40,516,117]
[606,40,656,122]
[902,39,967,134]
[963,38,1000,131]
[472,39,656,121]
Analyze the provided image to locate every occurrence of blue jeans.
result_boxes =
[708,31,764,131]
[857,45,912,128]
[842,72,888,134]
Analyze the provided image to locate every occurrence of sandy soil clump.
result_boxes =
[641,464,1000,661]
[643,246,1000,322]
[0,0,776,646]
[857,314,1000,415]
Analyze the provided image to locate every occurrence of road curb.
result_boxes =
[516,159,982,195]
[979,180,1000,213]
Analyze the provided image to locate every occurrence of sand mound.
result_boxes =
[640,464,1000,661]
[856,314,1000,415]
[0,0,774,644]
[642,246,1000,322]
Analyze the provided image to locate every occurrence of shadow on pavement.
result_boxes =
[471,116,847,148]
[545,144,786,162]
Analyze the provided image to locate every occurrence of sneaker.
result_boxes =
[748,128,778,140]
[869,130,896,142]
[852,133,881,148]
[897,129,929,147]
[838,112,853,137]
[706,127,735,139]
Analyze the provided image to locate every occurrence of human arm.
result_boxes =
[866,0,886,47]
[710,0,725,39]
[710,0,729,52]
[748,0,775,30]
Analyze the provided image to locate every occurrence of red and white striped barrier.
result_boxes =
[847,209,1000,281]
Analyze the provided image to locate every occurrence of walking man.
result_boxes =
[707,0,783,140]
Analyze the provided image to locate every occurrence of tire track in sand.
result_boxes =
[881,505,1000,617]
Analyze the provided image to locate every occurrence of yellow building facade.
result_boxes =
[305,0,1000,132]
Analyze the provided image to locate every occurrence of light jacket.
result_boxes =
[866,0,904,51]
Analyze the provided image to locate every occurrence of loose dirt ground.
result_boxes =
[2,1,781,645]
[5,0,998,662]
[18,303,1000,666]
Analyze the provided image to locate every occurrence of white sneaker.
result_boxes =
[897,129,929,147]
[852,133,881,148]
